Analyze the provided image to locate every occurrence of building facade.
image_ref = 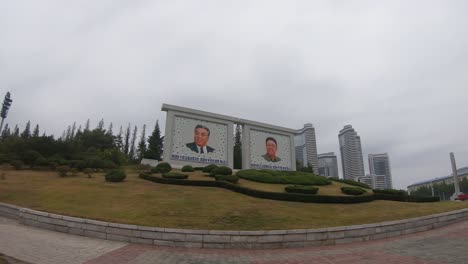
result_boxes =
[295,123,319,174]
[368,153,393,189]
[407,166,468,194]
[338,125,365,181]
[318,152,339,178]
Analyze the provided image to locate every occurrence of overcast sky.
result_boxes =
[2,1,468,189]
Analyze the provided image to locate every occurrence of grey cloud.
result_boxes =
[2,0,468,189]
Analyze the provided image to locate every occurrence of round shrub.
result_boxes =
[210,166,232,177]
[285,185,319,194]
[341,187,366,195]
[202,164,218,173]
[56,165,70,177]
[105,170,127,182]
[181,165,194,172]
[162,172,188,179]
[214,174,239,184]
[155,162,172,173]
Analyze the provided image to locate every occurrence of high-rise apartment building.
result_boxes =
[338,125,365,181]
[368,153,392,189]
[295,123,319,174]
[318,152,339,178]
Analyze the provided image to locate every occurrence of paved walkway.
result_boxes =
[2,216,468,264]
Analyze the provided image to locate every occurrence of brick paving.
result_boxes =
[2,216,468,264]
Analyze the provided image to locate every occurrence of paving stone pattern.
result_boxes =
[3,215,468,264]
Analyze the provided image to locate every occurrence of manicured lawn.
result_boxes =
[1,170,468,230]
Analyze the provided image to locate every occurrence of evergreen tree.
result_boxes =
[70,122,76,138]
[65,125,72,141]
[1,124,10,139]
[84,119,90,132]
[76,125,82,136]
[123,124,131,157]
[129,125,138,160]
[32,124,40,137]
[137,124,147,160]
[21,121,31,138]
[107,122,113,136]
[233,124,242,169]
[115,126,123,151]
[13,125,19,137]
[146,120,163,160]
[97,118,104,131]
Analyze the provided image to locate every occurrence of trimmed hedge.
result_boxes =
[331,178,370,189]
[202,164,218,173]
[210,166,232,177]
[341,187,366,195]
[285,185,319,194]
[236,169,331,186]
[193,167,204,171]
[105,170,126,182]
[214,174,239,184]
[181,165,194,172]
[162,172,188,179]
[373,189,407,196]
[139,173,373,204]
[140,173,440,204]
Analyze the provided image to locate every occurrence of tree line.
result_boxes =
[0,119,163,169]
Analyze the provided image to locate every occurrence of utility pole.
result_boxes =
[450,152,461,200]
[0,92,13,135]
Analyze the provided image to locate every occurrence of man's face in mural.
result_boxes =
[194,127,210,148]
[266,139,277,159]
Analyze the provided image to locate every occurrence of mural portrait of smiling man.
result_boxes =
[186,124,215,154]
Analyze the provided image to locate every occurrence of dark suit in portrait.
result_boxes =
[186,142,215,154]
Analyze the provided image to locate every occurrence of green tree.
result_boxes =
[128,125,137,161]
[145,120,163,160]
[115,126,123,152]
[137,124,147,161]
[123,124,130,157]
[13,125,19,137]
[21,121,31,138]
[97,118,104,131]
[84,119,90,132]
[70,122,76,138]
[106,123,113,136]
[32,124,40,137]
[1,124,10,139]
[233,125,242,169]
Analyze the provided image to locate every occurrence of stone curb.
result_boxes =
[1,202,468,249]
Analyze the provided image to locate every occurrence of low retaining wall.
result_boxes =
[1,202,468,249]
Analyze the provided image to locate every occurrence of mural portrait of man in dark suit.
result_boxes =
[186,124,215,154]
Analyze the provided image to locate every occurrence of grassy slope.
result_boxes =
[1,170,467,230]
